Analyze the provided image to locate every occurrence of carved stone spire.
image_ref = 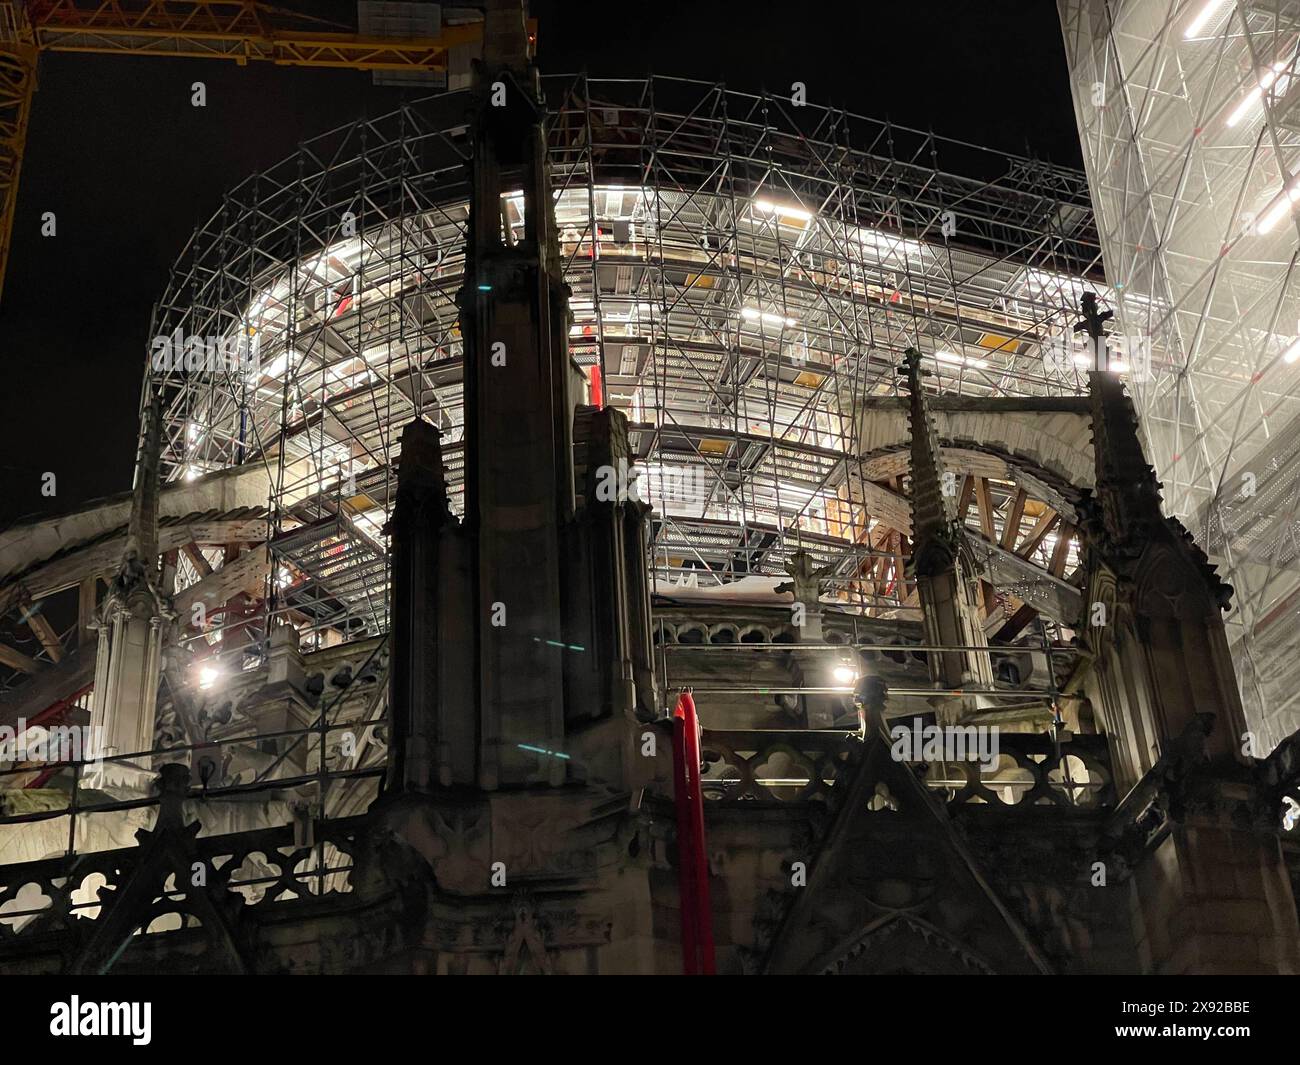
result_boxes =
[383,417,463,791]
[1087,370,1165,554]
[898,348,992,692]
[1079,367,1244,785]
[900,348,958,576]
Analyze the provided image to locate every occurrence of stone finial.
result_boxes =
[1073,291,1113,352]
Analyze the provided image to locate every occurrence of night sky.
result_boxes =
[0,0,1079,524]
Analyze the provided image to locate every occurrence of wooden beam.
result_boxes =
[993,601,1039,643]
[974,477,996,540]
[1049,525,1074,577]
[19,596,64,664]
[1009,464,1079,526]
[173,546,271,629]
[956,474,975,523]
[980,579,999,618]
[974,485,1001,612]
[1017,511,1060,557]
[860,446,1012,483]
[182,542,213,577]
[871,530,892,598]
[844,509,874,603]
[853,511,885,596]
[0,642,41,674]
[843,474,912,537]
[1000,488,1028,551]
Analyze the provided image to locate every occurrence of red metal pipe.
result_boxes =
[679,691,716,974]
[589,363,603,409]
[28,683,93,731]
[670,705,699,975]
[673,690,716,974]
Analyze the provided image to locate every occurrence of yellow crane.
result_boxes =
[0,1,521,297]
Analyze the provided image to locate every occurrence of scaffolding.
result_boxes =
[142,74,1102,660]
[1059,0,1300,752]
[0,78,1116,880]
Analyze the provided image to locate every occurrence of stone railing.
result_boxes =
[921,732,1113,808]
[0,815,363,944]
[651,606,925,650]
[701,729,851,804]
[700,728,1112,808]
